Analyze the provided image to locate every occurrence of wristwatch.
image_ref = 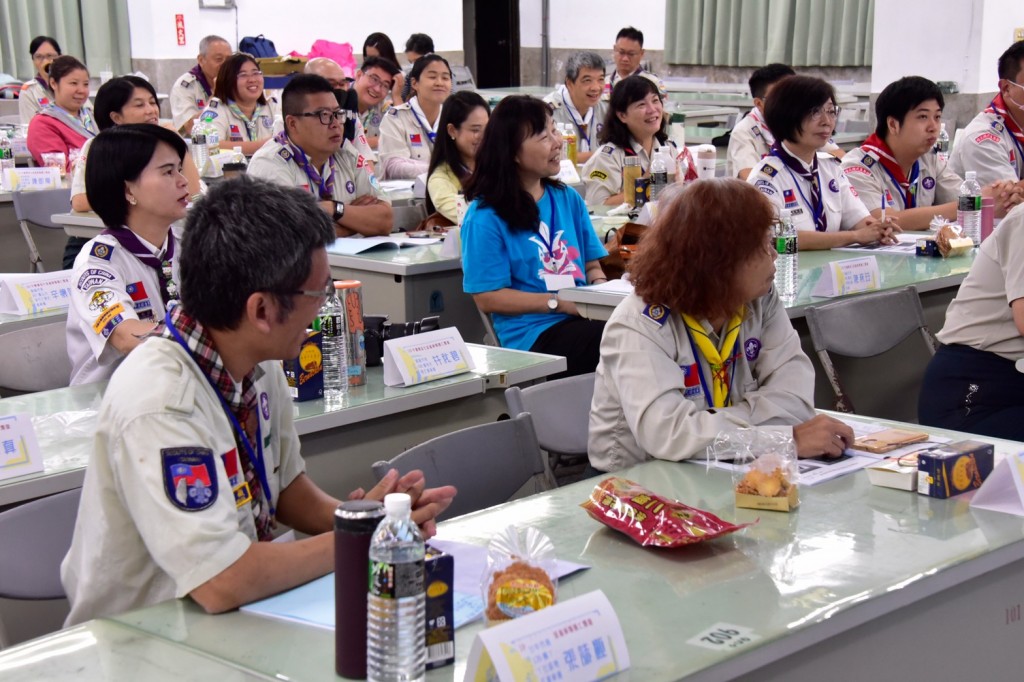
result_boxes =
[547,293,559,312]
[332,201,345,222]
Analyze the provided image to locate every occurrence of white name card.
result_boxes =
[811,255,880,298]
[0,270,73,314]
[0,414,43,483]
[439,226,461,259]
[971,452,1024,517]
[3,166,61,192]
[464,590,629,682]
[383,327,474,387]
[11,137,29,156]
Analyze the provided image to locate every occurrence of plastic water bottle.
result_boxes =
[191,120,209,176]
[934,122,950,163]
[957,171,982,247]
[367,493,426,682]
[0,132,14,188]
[774,208,799,300]
[649,148,669,201]
[318,282,349,409]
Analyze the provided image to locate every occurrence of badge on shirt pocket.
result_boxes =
[162,447,218,512]
[220,448,252,509]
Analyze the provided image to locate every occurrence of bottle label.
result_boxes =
[775,235,797,256]
[320,312,341,337]
[958,196,982,211]
[369,558,424,599]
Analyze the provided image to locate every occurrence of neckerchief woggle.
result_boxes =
[682,311,743,409]
[39,104,97,139]
[771,141,826,232]
[226,100,259,141]
[188,64,213,99]
[274,131,336,200]
[408,96,439,144]
[99,227,178,304]
[164,309,276,539]
[860,133,920,209]
[985,93,1024,170]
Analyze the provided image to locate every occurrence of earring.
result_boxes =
[127,196,137,206]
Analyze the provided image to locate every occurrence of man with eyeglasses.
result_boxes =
[248,74,392,237]
[170,35,232,135]
[603,27,664,101]
[951,41,1024,185]
[61,176,456,626]
[353,57,402,149]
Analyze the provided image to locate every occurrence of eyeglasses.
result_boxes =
[809,105,841,121]
[296,109,348,126]
[614,49,640,59]
[32,53,59,62]
[364,73,394,92]
[277,282,333,301]
[236,70,264,80]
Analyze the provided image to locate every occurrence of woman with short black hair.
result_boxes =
[18,35,62,123]
[378,54,453,179]
[199,52,280,155]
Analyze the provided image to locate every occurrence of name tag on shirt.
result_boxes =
[543,274,577,292]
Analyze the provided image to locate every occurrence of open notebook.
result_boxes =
[326,235,441,256]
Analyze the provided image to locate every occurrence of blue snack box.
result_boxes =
[916,440,994,498]
[282,329,323,401]
[425,546,455,669]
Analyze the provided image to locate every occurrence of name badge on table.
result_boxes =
[0,414,44,482]
[810,256,880,298]
[971,452,1024,517]
[543,274,577,292]
[0,271,73,314]
[464,590,630,682]
[383,327,474,387]
[3,167,61,192]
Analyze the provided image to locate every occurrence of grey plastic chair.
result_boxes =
[505,372,595,474]
[12,187,72,272]
[371,412,551,521]
[475,305,500,347]
[0,320,72,395]
[805,285,937,414]
[0,488,81,649]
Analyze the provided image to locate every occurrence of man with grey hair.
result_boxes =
[61,176,456,625]
[544,51,608,163]
[170,35,232,134]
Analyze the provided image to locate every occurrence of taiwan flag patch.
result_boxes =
[783,189,797,206]
[681,363,702,399]
[410,133,423,146]
[162,447,218,511]
[229,124,242,139]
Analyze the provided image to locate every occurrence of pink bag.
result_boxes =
[305,40,358,78]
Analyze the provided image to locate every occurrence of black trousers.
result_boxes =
[530,316,606,380]
[918,343,1024,440]
[62,236,90,270]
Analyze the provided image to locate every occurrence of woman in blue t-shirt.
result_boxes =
[461,95,608,377]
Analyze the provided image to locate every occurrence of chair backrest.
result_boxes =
[476,305,500,347]
[450,65,477,93]
[505,372,595,455]
[371,412,549,520]
[0,320,73,393]
[805,285,937,413]
[0,488,81,600]
[12,187,72,229]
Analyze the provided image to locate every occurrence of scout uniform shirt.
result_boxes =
[199,96,281,145]
[950,95,1024,185]
[748,146,869,233]
[360,102,387,139]
[61,337,305,625]
[170,67,214,132]
[581,138,678,205]
[67,232,178,386]
[841,145,961,214]
[603,68,666,100]
[727,108,843,178]
[588,290,816,472]
[17,77,52,124]
[377,96,439,177]
[544,85,608,154]
[247,133,389,207]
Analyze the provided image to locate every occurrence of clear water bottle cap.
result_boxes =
[779,208,792,220]
[384,492,412,516]
[965,170,977,181]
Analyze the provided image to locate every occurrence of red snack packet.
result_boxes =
[581,477,755,548]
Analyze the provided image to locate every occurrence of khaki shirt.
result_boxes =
[938,204,1024,360]
[727,109,843,179]
[544,85,608,153]
[18,79,52,124]
[950,108,1024,185]
[61,337,305,625]
[170,70,214,133]
[589,291,815,472]
[360,102,387,138]
[580,138,678,206]
[378,99,437,179]
[199,97,280,144]
[841,147,961,213]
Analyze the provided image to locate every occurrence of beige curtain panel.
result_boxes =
[666,0,874,67]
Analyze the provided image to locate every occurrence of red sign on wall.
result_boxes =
[175,14,186,46]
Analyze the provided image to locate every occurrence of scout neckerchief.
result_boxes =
[559,84,595,149]
[608,66,644,90]
[99,227,179,304]
[162,303,275,541]
[860,133,920,209]
[34,75,53,96]
[226,100,260,141]
[408,96,440,144]
[274,131,336,200]
[771,141,827,232]
[188,64,213,99]
[682,310,743,408]
[748,108,775,146]
[361,103,382,133]
[985,93,1024,169]
[39,103,97,139]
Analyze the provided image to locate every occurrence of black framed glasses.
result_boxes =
[296,109,348,126]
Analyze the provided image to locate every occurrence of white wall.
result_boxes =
[872,0,1024,93]
[126,0,463,61]
[519,0,666,49]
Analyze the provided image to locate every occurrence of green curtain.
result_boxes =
[0,0,131,81]
[666,0,874,67]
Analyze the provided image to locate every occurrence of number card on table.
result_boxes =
[971,452,1024,517]
[3,167,61,192]
[383,327,474,387]
[464,590,629,682]
[811,255,880,298]
[0,270,73,314]
[0,414,43,482]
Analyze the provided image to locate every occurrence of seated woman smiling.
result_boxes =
[588,179,854,473]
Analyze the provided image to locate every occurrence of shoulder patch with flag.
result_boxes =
[162,447,218,511]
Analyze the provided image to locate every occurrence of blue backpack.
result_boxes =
[239,34,277,59]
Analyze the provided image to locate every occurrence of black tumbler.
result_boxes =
[335,499,385,679]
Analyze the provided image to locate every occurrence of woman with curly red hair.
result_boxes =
[588,178,853,472]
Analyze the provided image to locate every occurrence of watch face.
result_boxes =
[548,296,558,310]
